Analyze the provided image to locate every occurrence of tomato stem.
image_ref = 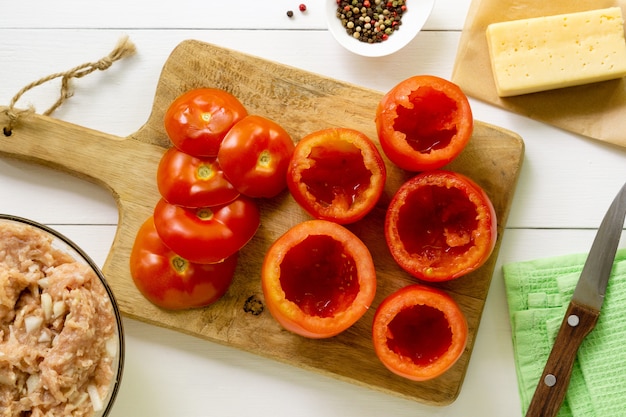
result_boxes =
[258,149,272,169]
[196,163,215,181]
[171,256,189,274]
[196,208,214,221]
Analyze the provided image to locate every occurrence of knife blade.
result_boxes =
[525,181,626,417]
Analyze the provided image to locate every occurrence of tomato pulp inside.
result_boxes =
[394,86,459,153]
[279,235,360,318]
[300,143,372,209]
[386,304,452,366]
[397,184,477,266]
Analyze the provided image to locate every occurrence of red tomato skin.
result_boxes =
[153,197,260,264]
[164,88,248,157]
[286,128,387,225]
[130,217,237,310]
[385,170,497,282]
[218,115,295,198]
[372,284,468,381]
[157,147,240,208]
[375,75,473,171]
[261,219,377,339]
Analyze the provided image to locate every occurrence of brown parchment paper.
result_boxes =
[452,0,626,148]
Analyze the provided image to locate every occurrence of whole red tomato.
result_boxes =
[286,128,386,224]
[261,219,377,339]
[218,115,295,198]
[153,197,260,264]
[372,284,468,381]
[157,147,239,207]
[385,170,497,282]
[129,217,238,310]
[375,75,473,171]
[164,88,248,157]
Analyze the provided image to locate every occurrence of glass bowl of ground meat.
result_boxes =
[326,0,435,57]
[0,214,124,417]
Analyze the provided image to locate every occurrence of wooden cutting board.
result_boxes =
[0,40,524,405]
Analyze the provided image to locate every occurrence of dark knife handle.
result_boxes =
[525,301,600,417]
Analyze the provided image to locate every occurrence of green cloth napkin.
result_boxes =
[503,248,626,417]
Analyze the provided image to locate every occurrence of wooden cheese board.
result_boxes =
[0,40,524,405]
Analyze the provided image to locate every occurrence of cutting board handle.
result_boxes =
[0,107,163,207]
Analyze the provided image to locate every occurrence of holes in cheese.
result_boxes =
[486,7,626,97]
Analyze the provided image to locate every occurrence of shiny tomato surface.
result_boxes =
[385,170,497,282]
[261,219,377,338]
[286,128,386,224]
[164,88,248,157]
[218,115,295,198]
[153,197,260,264]
[375,75,473,171]
[372,284,468,381]
[156,147,239,208]
[130,217,237,310]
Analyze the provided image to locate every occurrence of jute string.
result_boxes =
[2,36,136,136]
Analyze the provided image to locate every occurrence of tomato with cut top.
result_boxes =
[156,147,239,208]
[375,75,473,171]
[164,88,248,157]
[129,216,238,310]
[218,115,295,198]
[261,219,377,339]
[372,284,468,381]
[153,196,260,264]
[286,128,386,224]
[385,170,497,282]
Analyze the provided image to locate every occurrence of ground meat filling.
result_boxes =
[0,222,117,417]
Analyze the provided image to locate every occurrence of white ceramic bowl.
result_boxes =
[0,214,124,417]
[326,0,435,57]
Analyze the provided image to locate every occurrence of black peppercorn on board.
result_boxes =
[0,40,524,406]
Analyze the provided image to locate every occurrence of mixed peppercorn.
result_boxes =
[335,0,407,43]
[287,3,307,18]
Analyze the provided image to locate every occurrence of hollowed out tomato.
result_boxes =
[261,219,377,339]
[164,88,248,157]
[286,128,386,225]
[385,170,497,282]
[372,284,468,381]
[156,147,239,208]
[375,75,473,171]
[130,217,238,310]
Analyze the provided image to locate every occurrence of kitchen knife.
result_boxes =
[525,181,626,417]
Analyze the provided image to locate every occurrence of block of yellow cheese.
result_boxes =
[486,7,626,97]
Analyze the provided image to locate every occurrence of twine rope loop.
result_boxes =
[2,36,136,136]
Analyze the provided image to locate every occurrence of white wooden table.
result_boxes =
[2,1,626,416]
